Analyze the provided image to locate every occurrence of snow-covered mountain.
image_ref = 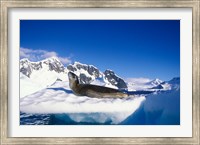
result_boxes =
[104,69,127,90]
[167,77,180,90]
[20,57,127,97]
[67,62,127,90]
[20,57,68,98]
[67,61,101,84]
[148,77,180,91]
[126,77,179,91]
[20,57,66,77]
[148,78,163,86]
[20,57,180,98]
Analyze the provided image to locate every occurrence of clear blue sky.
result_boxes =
[20,20,180,81]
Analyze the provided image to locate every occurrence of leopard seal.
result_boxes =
[68,72,128,98]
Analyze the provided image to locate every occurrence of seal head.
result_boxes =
[68,72,78,89]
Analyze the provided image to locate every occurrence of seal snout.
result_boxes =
[68,72,77,80]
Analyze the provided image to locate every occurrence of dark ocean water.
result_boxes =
[20,112,51,125]
[20,112,113,125]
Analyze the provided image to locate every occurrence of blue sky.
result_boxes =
[20,20,180,80]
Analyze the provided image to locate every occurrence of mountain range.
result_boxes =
[20,57,180,98]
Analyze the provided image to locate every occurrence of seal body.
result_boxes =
[68,72,128,98]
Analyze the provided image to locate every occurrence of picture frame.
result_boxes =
[0,0,199,144]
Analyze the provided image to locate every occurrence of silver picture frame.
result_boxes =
[0,0,199,144]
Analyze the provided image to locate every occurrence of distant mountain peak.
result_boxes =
[152,78,163,82]
[20,57,65,77]
[20,58,30,62]
[74,61,83,65]
[42,56,63,64]
[50,56,59,59]
[148,78,163,86]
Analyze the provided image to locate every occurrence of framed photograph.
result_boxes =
[1,0,199,144]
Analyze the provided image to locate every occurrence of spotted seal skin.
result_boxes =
[68,72,128,98]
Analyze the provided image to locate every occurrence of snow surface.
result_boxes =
[20,68,68,98]
[20,81,145,124]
